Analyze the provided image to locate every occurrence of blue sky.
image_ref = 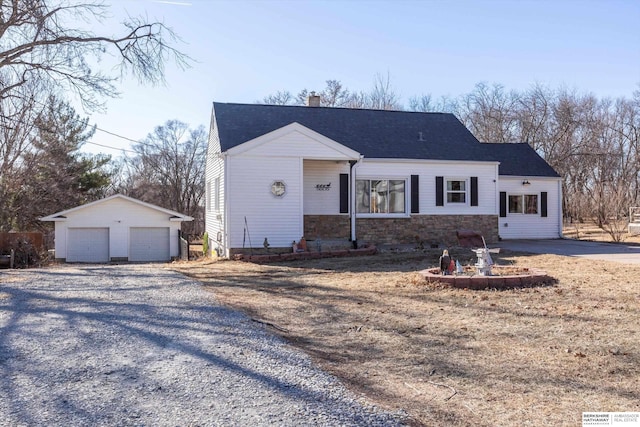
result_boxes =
[84,0,640,156]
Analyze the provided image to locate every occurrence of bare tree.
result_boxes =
[260,90,296,105]
[368,72,402,110]
[262,81,352,107]
[125,120,207,235]
[0,83,43,230]
[261,75,403,110]
[0,0,189,112]
[408,94,435,112]
[343,90,369,109]
[320,79,350,107]
[514,84,553,151]
[0,0,190,232]
[408,94,458,113]
[457,82,520,143]
[593,96,640,240]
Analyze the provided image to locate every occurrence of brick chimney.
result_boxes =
[306,91,321,107]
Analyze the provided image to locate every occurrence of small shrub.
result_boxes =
[3,239,46,268]
[202,232,209,256]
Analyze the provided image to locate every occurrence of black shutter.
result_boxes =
[470,177,478,206]
[499,191,507,217]
[541,192,548,217]
[411,175,419,213]
[339,173,349,213]
[436,176,444,206]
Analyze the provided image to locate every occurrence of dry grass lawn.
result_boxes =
[171,247,639,426]
[563,220,640,243]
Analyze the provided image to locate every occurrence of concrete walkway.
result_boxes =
[498,238,640,265]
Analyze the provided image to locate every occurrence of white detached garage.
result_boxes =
[40,195,193,263]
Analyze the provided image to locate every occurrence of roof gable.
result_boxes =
[227,122,361,160]
[40,194,194,221]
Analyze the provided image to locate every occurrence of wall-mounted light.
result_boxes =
[522,180,531,186]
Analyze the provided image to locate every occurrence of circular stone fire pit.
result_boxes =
[419,266,554,290]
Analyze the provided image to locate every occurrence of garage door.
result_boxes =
[129,227,170,262]
[67,228,110,263]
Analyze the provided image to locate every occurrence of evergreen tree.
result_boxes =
[13,97,111,230]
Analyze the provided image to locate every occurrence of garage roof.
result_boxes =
[40,195,194,222]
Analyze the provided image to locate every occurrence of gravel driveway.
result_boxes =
[0,264,406,426]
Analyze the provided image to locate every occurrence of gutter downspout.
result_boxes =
[350,156,364,248]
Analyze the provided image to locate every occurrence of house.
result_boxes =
[40,194,193,263]
[205,98,562,257]
[482,143,562,239]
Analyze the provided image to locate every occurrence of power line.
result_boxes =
[2,97,148,155]
[87,126,144,155]
[95,127,142,144]
[84,140,137,154]
[3,98,199,156]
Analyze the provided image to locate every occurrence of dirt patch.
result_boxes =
[172,249,640,426]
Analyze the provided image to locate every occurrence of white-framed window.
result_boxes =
[446,178,467,204]
[214,177,221,211]
[509,194,538,214]
[206,180,211,211]
[356,179,406,214]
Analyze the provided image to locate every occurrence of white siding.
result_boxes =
[498,177,563,239]
[221,156,500,251]
[54,198,182,260]
[245,131,348,159]
[209,123,361,255]
[303,160,350,215]
[205,109,226,256]
[227,155,302,249]
[228,123,360,160]
[355,160,499,216]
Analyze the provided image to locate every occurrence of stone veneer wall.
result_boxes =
[356,215,499,247]
[303,215,350,239]
[230,215,498,255]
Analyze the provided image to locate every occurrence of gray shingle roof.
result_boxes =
[479,143,561,177]
[213,102,487,161]
[212,102,560,177]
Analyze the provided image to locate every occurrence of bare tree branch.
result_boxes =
[0,0,190,111]
[122,120,206,235]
